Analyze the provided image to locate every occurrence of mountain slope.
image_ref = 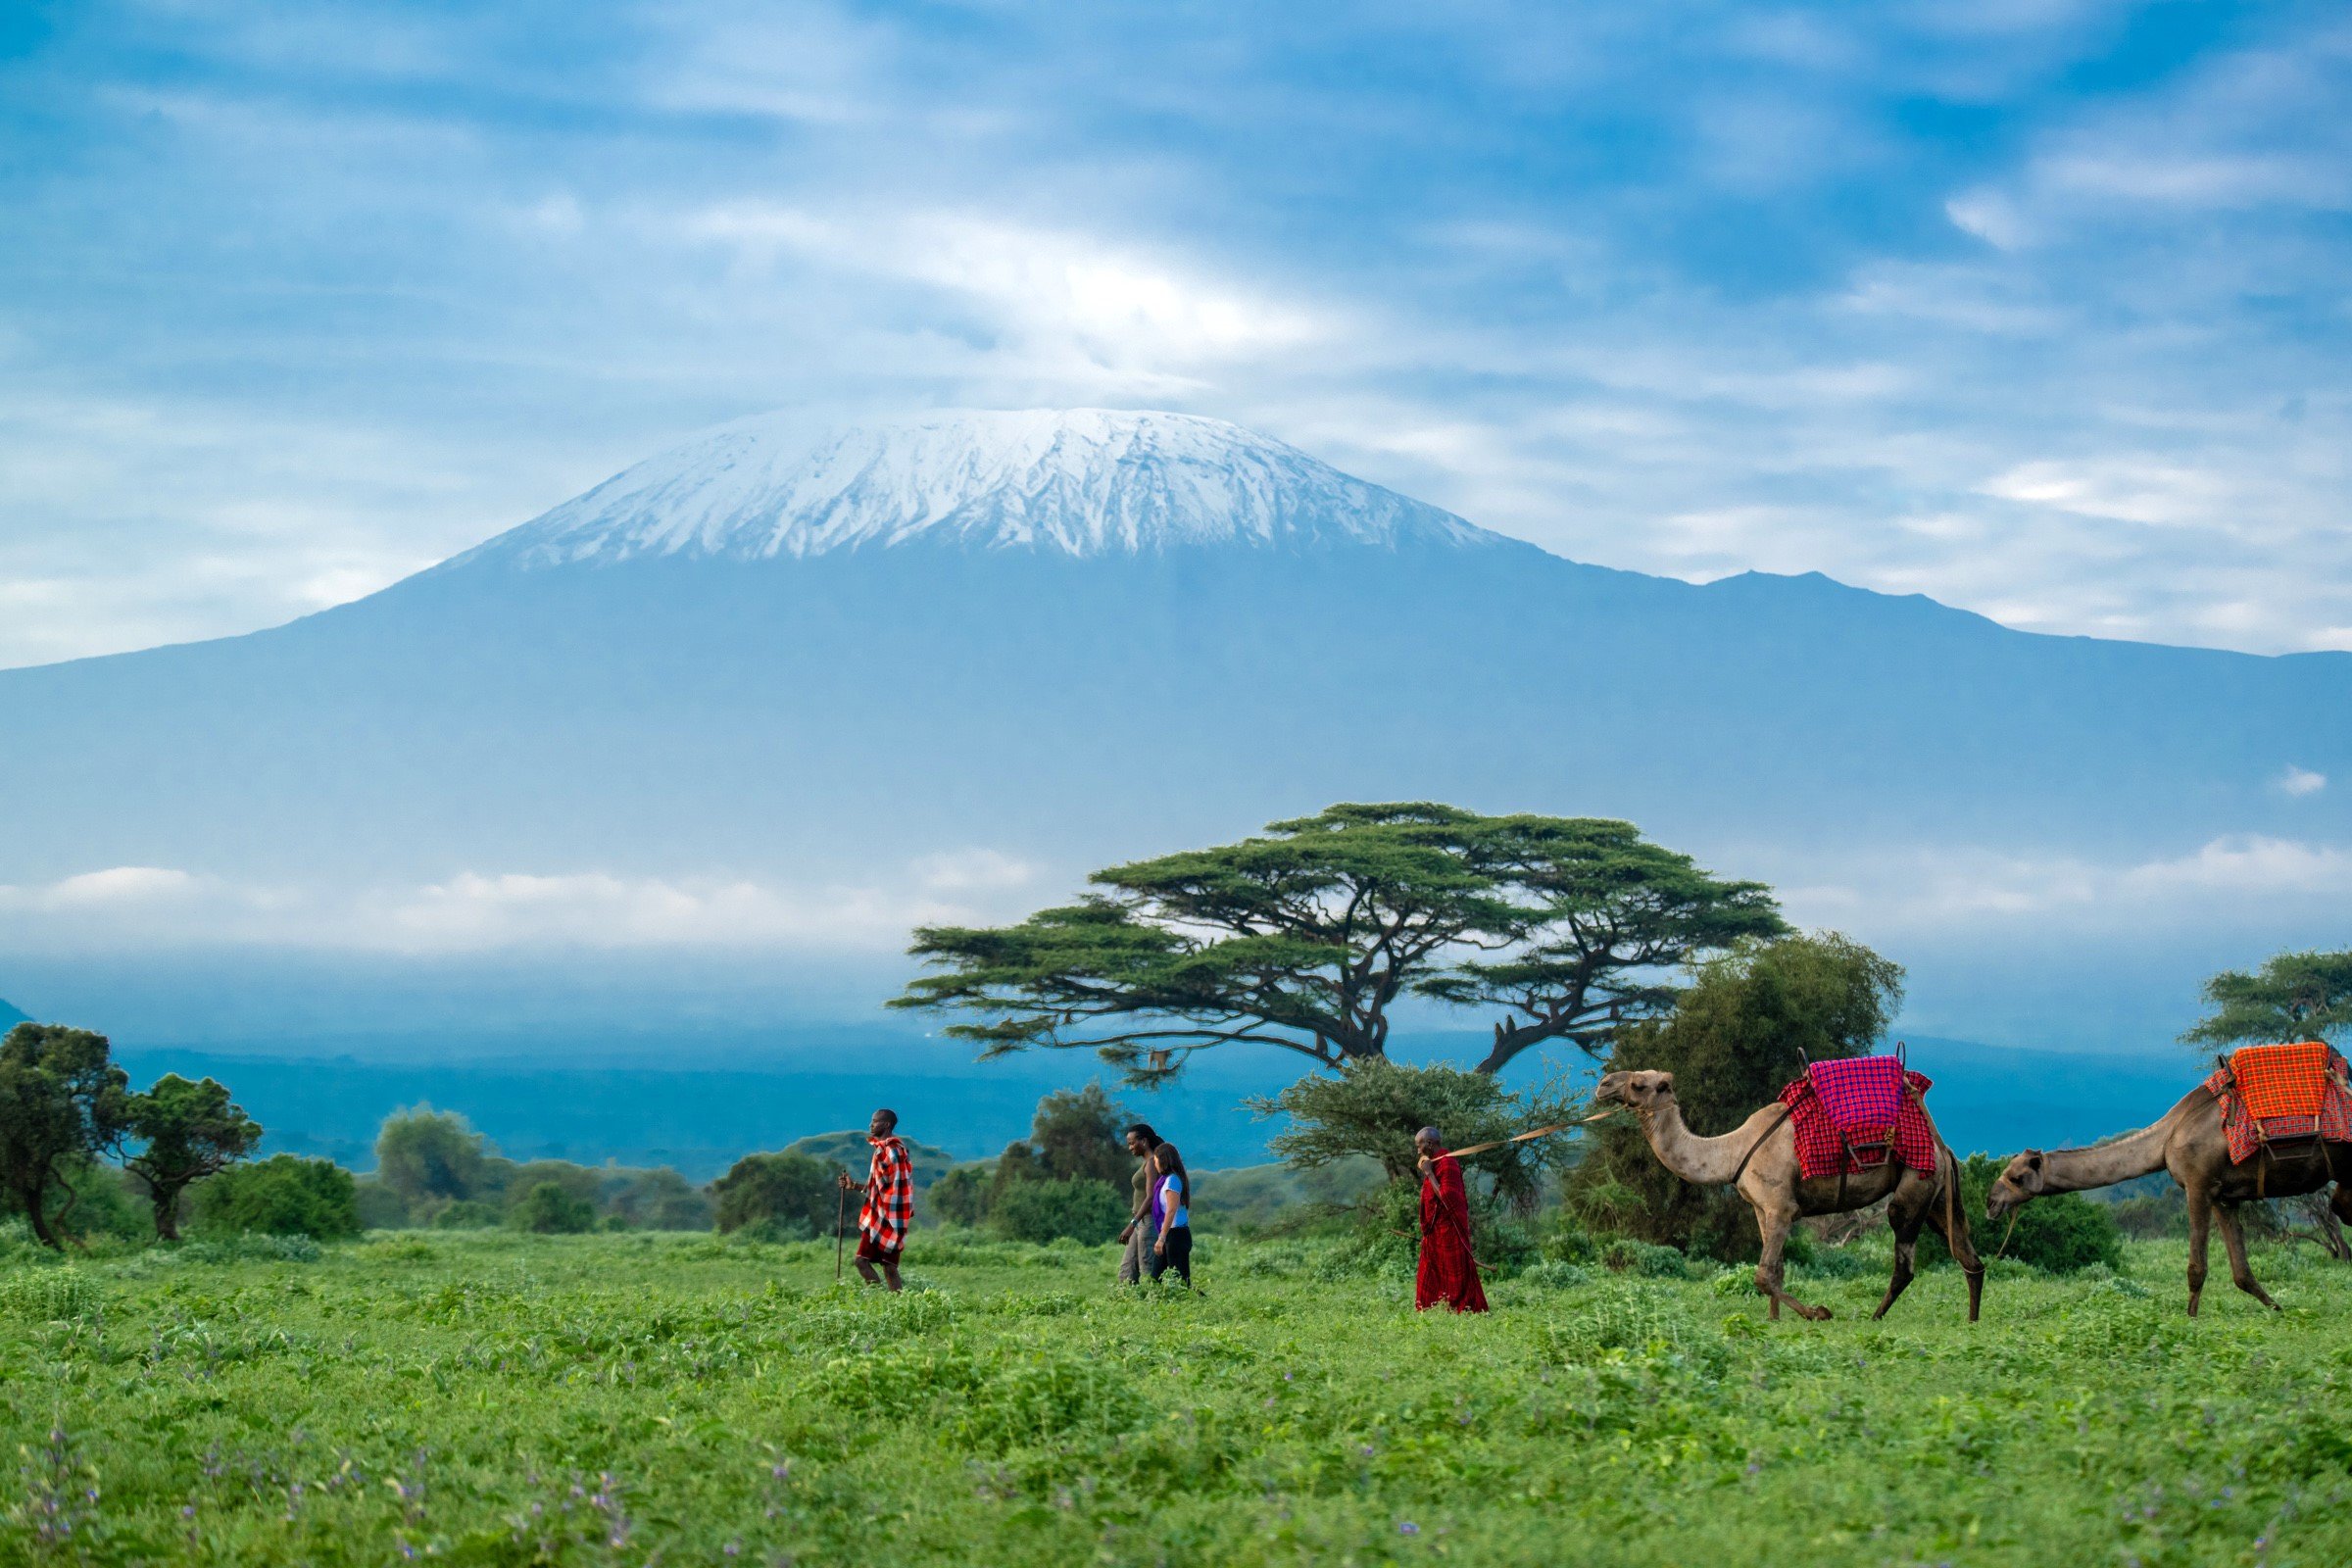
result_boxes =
[448,409,1499,566]
[0,409,2344,1059]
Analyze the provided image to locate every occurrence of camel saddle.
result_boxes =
[2204,1041,2352,1166]
[1779,1055,1936,1181]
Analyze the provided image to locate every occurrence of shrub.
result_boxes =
[0,1269,100,1322]
[192,1155,362,1239]
[1519,1259,1592,1291]
[430,1200,503,1230]
[374,1106,494,1204]
[606,1168,711,1231]
[510,1181,595,1235]
[1929,1153,2124,1275]
[1256,1057,1571,1203]
[354,1178,411,1230]
[989,1177,1127,1246]
[927,1165,992,1228]
[1599,1237,1691,1279]
[712,1152,845,1236]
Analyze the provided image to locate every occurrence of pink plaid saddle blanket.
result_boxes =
[1777,1056,1937,1181]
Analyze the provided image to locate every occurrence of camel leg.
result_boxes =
[2214,1204,2280,1311]
[1873,1189,1925,1320]
[1919,1167,1985,1324]
[2328,1182,2352,1258]
[1751,1200,1831,1322]
[2184,1184,2212,1317]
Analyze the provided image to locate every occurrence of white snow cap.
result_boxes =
[456,408,1502,566]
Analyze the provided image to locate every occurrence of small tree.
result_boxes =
[511,1181,596,1235]
[193,1154,362,1239]
[374,1105,494,1205]
[607,1168,712,1231]
[710,1152,844,1238]
[124,1074,263,1241]
[1567,932,1904,1260]
[1257,1057,1573,1203]
[0,1023,133,1249]
[927,1165,992,1228]
[989,1178,1129,1246]
[2183,949,2352,1053]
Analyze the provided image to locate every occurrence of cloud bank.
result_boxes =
[1,3,2349,665]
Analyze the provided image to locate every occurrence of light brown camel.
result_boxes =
[1591,1069,1984,1323]
[1986,1083,2352,1315]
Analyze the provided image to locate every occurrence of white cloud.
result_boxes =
[1781,834,2352,931]
[2278,765,2328,799]
[0,853,1046,955]
[34,867,198,906]
[683,204,1328,372]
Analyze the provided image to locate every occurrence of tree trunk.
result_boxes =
[153,1185,182,1243]
[22,1182,60,1250]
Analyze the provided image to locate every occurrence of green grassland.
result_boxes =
[3,1227,2348,1567]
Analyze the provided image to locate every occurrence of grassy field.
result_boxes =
[2,1226,2348,1567]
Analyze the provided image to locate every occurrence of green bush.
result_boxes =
[989,1177,1127,1246]
[430,1200,503,1230]
[711,1152,845,1236]
[192,1155,362,1240]
[927,1165,993,1228]
[509,1181,595,1235]
[0,1269,100,1322]
[1931,1153,2124,1275]
[1599,1237,1691,1278]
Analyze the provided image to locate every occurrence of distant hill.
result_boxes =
[781,1130,958,1190]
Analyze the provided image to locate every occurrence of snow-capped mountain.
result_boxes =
[448,409,1499,568]
[2,409,2347,1059]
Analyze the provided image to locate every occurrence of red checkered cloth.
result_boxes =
[2203,1042,2352,1165]
[1806,1055,1906,1132]
[858,1135,915,1251]
[1778,1066,1937,1181]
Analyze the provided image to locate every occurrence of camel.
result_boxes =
[1986,1083,2352,1315]
[1591,1069,1984,1322]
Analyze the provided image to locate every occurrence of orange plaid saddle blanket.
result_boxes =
[2202,1041,2352,1165]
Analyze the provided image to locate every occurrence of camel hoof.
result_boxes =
[1807,1304,1834,1322]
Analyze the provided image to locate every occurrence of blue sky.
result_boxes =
[3,0,2348,667]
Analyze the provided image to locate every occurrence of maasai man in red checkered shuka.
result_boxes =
[841,1107,914,1293]
[1413,1127,1488,1313]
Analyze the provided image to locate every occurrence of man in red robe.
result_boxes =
[1414,1126,1488,1313]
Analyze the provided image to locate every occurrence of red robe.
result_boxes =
[1415,1152,1488,1313]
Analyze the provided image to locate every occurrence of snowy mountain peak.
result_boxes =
[448,409,1504,567]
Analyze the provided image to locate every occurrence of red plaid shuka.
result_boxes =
[1779,1065,1937,1181]
[859,1135,915,1251]
[2203,1042,2352,1165]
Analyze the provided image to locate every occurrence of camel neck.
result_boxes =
[2034,1092,2195,1194]
[1639,1101,1772,1187]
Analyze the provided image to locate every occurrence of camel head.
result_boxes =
[1985,1150,2047,1218]
[1592,1069,1676,1116]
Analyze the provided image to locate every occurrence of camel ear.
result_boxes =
[1656,1071,1675,1092]
[2024,1150,2043,1169]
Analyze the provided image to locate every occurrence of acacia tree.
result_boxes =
[1419,815,1784,1073]
[124,1074,264,1241]
[2183,949,2352,1052]
[895,803,1782,1082]
[0,1022,132,1249]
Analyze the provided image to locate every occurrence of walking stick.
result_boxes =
[835,1184,848,1283]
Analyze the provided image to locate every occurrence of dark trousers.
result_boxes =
[1148,1224,1193,1286]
